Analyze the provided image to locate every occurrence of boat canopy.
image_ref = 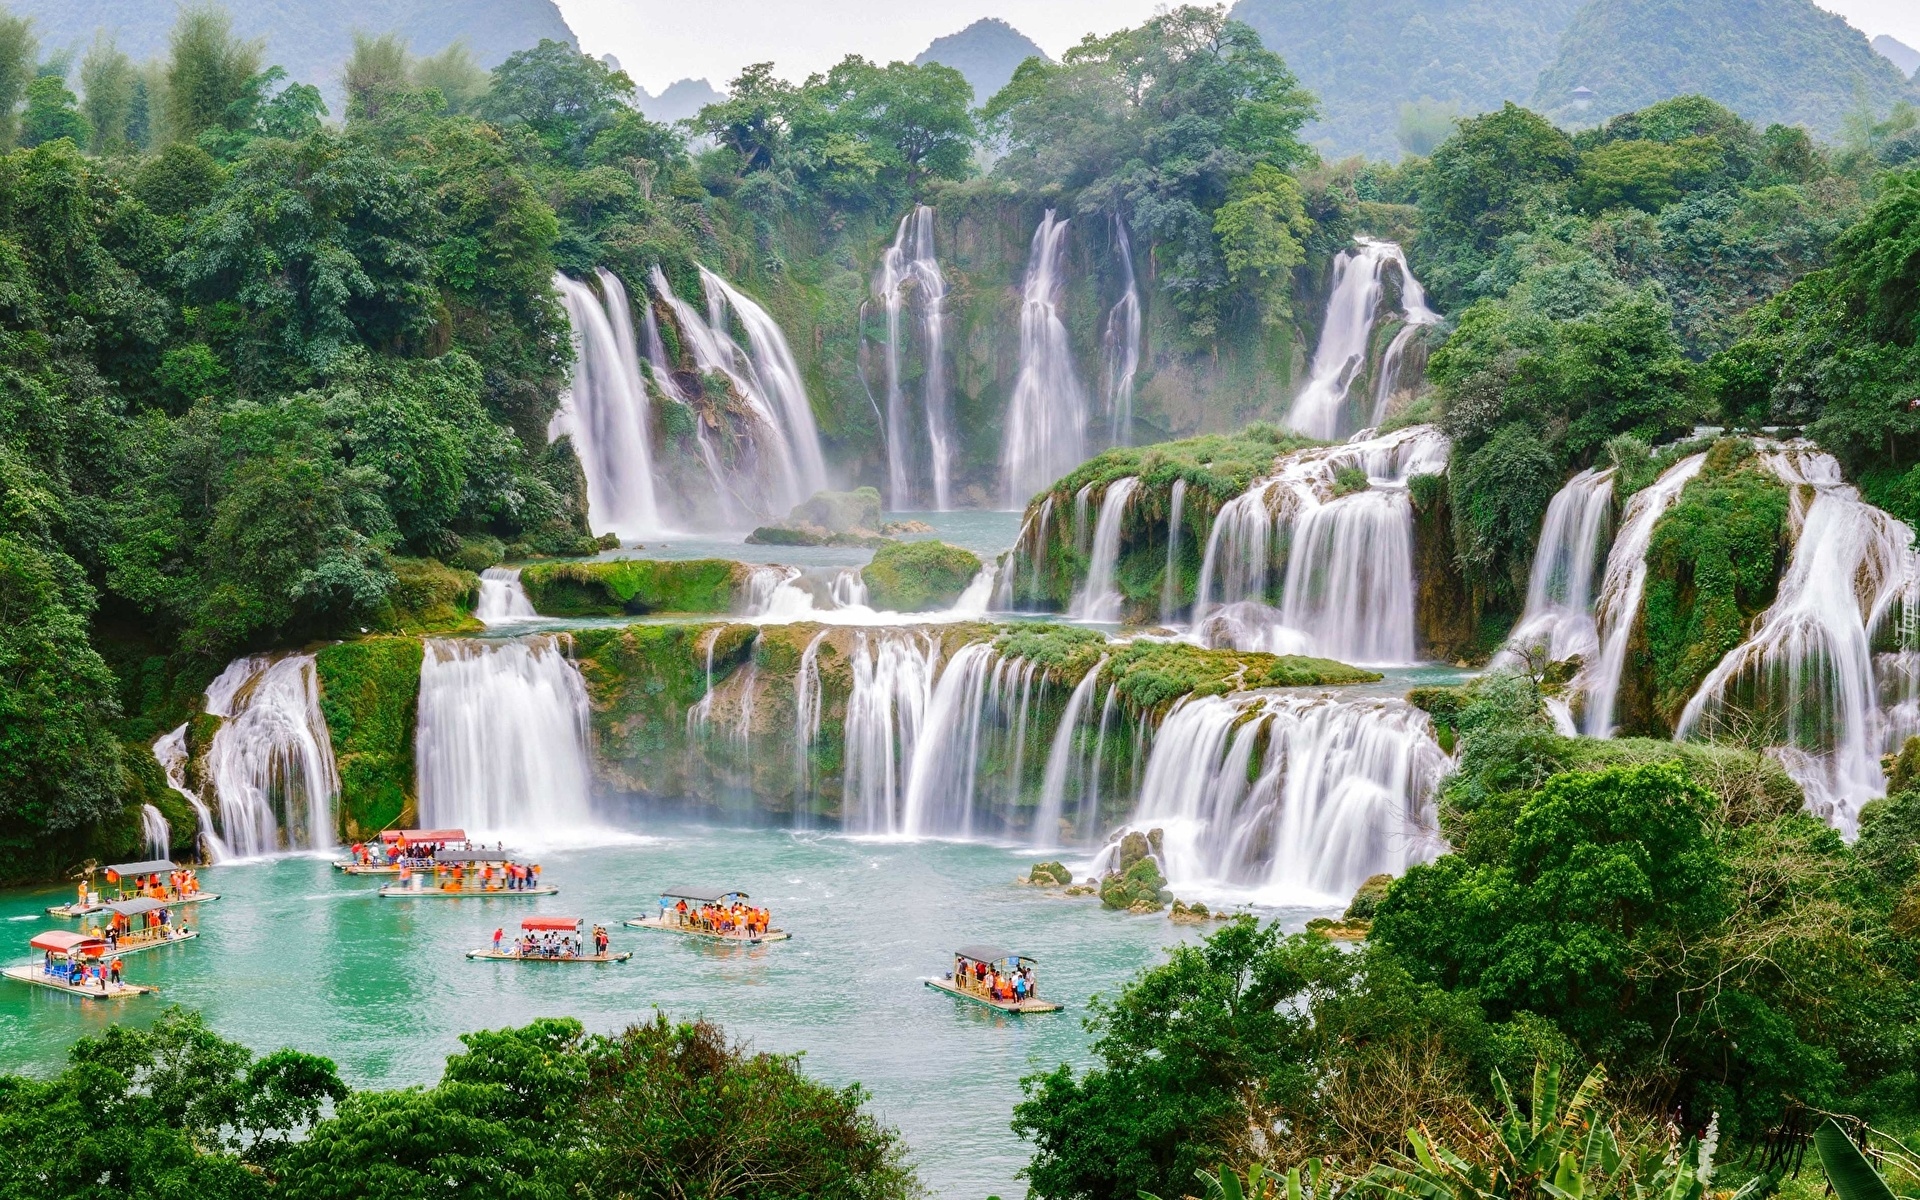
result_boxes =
[521,916,581,932]
[105,898,168,918]
[105,859,174,877]
[954,945,1033,967]
[430,849,519,865]
[381,829,465,843]
[31,930,106,955]
[660,886,744,903]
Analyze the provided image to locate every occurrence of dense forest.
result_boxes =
[3,0,1920,1197]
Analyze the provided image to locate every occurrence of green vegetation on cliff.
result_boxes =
[860,540,980,611]
[1637,442,1788,729]
[315,638,423,837]
[520,559,748,617]
[1103,641,1378,717]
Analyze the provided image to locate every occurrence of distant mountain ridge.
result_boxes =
[1533,0,1920,136]
[914,18,1048,106]
[7,0,575,91]
[638,79,724,125]
[1874,34,1920,79]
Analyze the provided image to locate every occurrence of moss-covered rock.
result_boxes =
[369,557,481,634]
[315,638,424,839]
[1635,444,1789,731]
[862,540,982,611]
[1098,828,1169,911]
[1025,860,1074,886]
[746,488,887,546]
[519,558,751,616]
[1102,641,1379,718]
[1344,872,1394,921]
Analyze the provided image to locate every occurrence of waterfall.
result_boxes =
[203,655,339,856]
[1032,658,1107,845]
[1069,478,1139,622]
[1161,478,1187,623]
[1116,692,1448,906]
[550,271,663,540]
[154,724,229,862]
[140,805,170,860]
[415,637,596,839]
[640,289,743,528]
[875,205,953,510]
[831,568,869,609]
[1289,239,1436,441]
[650,265,827,518]
[841,631,941,836]
[899,642,1003,838]
[1192,426,1450,665]
[1498,468,1616,666]
[476,567,537,624]
[1103,218,1142,447]
[1367,262,1442,427]
[1001,211,1089,507]
[793,631,830,822]
[1675,446,1918,834]
[1581,454,1707,735]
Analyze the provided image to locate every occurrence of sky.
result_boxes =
[553,0,1920,95]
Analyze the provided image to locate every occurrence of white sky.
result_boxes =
[553,0,1920,96]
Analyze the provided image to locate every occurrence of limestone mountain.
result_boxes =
[913,17,1047,106]
[1873,34,1920,79]
[1532,0,1920,135]
[1227,0,1588,160]
[637,78,724,125]
[8,0,574,89]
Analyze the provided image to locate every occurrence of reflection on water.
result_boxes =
[0,826,1334,1197]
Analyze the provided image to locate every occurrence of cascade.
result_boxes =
[840,631,941,836]
[1117,692,1448,905]
[793,631,830,822]
[1581,454,1706,735]
[550,271,663,540]
[1069,478,1139,621]
[1001,211,1089,507]
[415,637,596,838]
[650,265,827,518]
[639,289,742,527]
[1368,260,1442,427]
[1498,468,1616,666]
[831,568,869,609]
[476,567,537,624]
[1161,477,1187,623]
[1102,219,1142,447]
[203,655,339,856]
[154,724,229,862]
[140,805,170,860]
[875,205,954,510]
[1032,658,1107,845]
[1289,239,1436,440]
[743,562,996,625]
[1192,426,1450,665]
[1675,446,1919,834]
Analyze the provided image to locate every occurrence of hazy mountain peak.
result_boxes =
[638,78,725,125]
[1873,34,1920,79]
[914,17,1049,106]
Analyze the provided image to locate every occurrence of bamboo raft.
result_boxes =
[377,847,551,897]
[48,859,217,918]
[2,965,156,999]
[81,929,197,958]
[466,948,631,962]
[334,829,468,874]
[380,883,557,898]
[625,915,790,943]
[923,975,1062,1013]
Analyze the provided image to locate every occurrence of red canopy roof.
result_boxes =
[381,829,465,843]
[521,916,581,932]
[31,930,106,956]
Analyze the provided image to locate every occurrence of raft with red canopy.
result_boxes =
[5,928,155,999]
[466,915,628,962]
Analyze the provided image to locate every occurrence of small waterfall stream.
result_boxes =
[1033,658,1107,845]
[154,724,229,862]
[203,654,339,856]
[140,805,170,860]
[551,270,663,540]
[1499,468,1615,667]
[1191,426,1450,665]
[475,567,537,624]
[1112,692,1448,905]
[1069,477,1139,621]
[1289,239,1436,440]
[1102,219,1142,448]
[1161,478,1187,623]
[415,637,596,839]
[1001,211,1089,506]
[875,205,954,510]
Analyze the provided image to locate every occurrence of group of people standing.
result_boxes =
[667,898,771,938]
[491,925,611,959]
[957,957,1036,1004]
[42,952,124,990]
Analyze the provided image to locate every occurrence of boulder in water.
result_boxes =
[1099,831,1168,911]
[1024,860,1073,887]
[747,488,888,546]
[1343,872,1394,922]
[862,540,981,611]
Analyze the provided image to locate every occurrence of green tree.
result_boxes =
[20,72,89,149]
[79,34,136,153]
[1213,162,1311,324]
[0,12,37,149]
[163,6,264,145]
[1412,102,1576,303]
[413,42,490,114]
[480,39,635,165]
[343,31,412,123]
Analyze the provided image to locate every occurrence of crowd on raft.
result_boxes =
[85,907,185,950]
[40,952,126,990]
[346,839,494,867]
[491,926,611,958]
[954,956,1037,1004]
[664,898,772,938]
[398,860,540,890]
[74,868,204,909]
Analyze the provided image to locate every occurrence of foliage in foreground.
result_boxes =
[0,1008,917,1200]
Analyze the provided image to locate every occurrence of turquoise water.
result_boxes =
[0,826,1332,1197]
[586,510,1027,571]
